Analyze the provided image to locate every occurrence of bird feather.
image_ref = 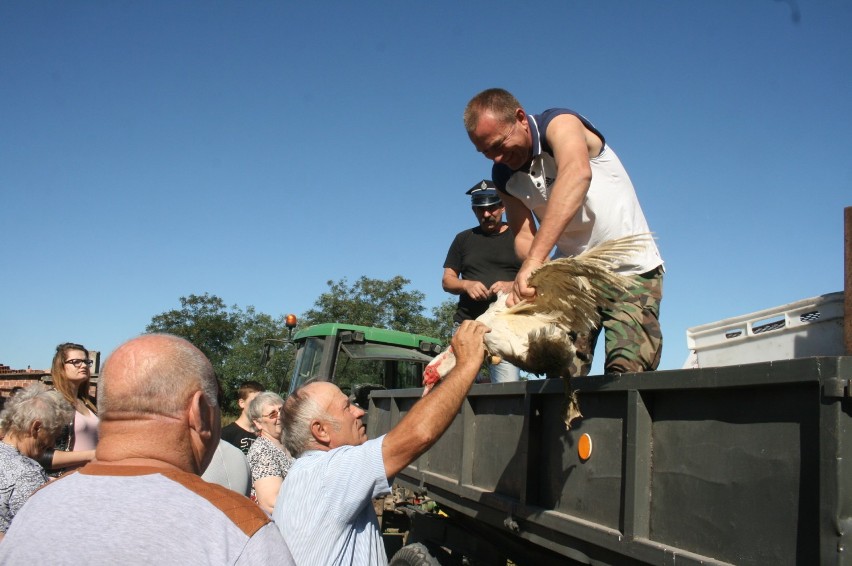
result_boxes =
[423,233,653,427]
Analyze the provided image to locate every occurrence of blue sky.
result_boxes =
[2,1,850,373]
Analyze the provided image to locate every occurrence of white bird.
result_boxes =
[422,234,650,428]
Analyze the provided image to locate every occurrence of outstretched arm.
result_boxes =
[382,321,487,478]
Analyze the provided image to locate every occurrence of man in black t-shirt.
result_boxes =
[221,380,264,454]
[442,180,522,382]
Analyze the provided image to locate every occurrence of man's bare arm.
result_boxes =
[509,114,594,305]
[503,192,536,261]
[381,321,487,478]
[526,113,593,262]
[502,192,541,305]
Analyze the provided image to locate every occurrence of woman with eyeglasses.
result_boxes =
[246,391,293,515]
[38,343,99,475]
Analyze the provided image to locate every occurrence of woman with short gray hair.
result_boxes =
[1,383,74,537]
[246,391,293,515]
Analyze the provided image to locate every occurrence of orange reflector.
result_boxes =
[578,433,593,461]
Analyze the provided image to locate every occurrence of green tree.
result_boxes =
[146,293,240,367]
[409,298,456,344]
[301,275,433,333]
[146,294,293,414]
[218,308,295,402]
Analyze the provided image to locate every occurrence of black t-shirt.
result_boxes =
[220,422,257,455]
[443,226,521,322]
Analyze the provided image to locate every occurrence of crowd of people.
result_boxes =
[0,342,99,541]
[0,324,486,564]
[0,88,662,564]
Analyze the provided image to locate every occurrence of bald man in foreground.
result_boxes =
[273,320,488,565]
[0,334,294,565]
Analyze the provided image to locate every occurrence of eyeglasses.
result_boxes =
[481,120,518,158]
[64,359,93,368]
[262,408,282,421]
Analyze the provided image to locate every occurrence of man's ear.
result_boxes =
[188,390,220,474]
[188,391,216,437]
[310,419,330,445]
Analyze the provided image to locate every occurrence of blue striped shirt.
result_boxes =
[272,435,391,565]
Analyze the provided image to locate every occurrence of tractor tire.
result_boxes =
[389,542,443,566]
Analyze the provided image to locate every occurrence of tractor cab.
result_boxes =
[273,322,442,409]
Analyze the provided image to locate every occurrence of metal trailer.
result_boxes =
[368,356,852,565]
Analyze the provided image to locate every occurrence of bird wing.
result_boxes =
[522,233,652,333]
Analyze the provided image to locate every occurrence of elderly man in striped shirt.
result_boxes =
[272,321,488,564]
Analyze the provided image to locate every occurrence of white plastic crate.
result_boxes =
[684,292,845,368]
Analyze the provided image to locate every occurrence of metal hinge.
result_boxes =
[822,378,851,398]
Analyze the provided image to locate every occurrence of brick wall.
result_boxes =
[1,352,100,401]
[0,372,51,399]
[1,373,99,403]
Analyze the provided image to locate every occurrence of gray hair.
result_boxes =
[98,334,218,417]
[281,385,338,457]
[247,391,285,434]
[0,383,74,438]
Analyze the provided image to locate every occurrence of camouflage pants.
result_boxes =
[569,265,664,376]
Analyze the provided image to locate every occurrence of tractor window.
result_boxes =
[333,342,433,393]
[394,360,422,389]
[288,337,326,395]
[335,357,385,395]
[334,357,426,409]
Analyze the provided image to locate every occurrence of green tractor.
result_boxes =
[263,317,443,409]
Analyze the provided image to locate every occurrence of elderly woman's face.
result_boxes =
[62,348,91,385]
[255,402,284,440]
[19,422,59,459]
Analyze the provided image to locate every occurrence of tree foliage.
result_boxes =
[217,307,294,402]
[299,276,455,344]
[412,298,456,345]
[146,278,455,415]
[300,275,429,332]
[146,294,292,414]
[146,293,240,367]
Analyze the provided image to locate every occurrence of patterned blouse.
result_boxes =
[0,442,49,533]
[246,435,294,488]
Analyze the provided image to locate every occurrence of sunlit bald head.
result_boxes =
[98,334,218,417]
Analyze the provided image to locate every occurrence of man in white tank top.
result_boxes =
[464,88,664,375]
